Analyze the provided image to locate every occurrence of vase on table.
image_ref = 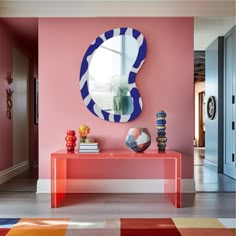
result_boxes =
[125,128,151,153]
[156,111,167,152]
[65,130,77,153]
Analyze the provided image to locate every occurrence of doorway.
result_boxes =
[198,91,205,147]
[194,18,236,191]
[12,48,29,169]
[0,18,38,192]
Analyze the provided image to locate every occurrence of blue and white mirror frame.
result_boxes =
[79,27,147,122]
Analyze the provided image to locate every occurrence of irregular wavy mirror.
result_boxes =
[80,27,147,122]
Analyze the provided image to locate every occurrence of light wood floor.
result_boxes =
[0,192,235,218]
[194,148,236,192]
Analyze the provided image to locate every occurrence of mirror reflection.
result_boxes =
[88,35,138,115]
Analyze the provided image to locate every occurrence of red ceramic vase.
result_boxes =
[65,130,77,153]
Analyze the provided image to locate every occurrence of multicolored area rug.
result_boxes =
[0,218,235,236]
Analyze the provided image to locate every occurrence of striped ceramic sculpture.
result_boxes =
[156,111,167,152]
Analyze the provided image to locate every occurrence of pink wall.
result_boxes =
[39,17,194,179]
[0,21,14,171]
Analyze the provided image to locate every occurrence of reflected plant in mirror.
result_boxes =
[80,27,147,122]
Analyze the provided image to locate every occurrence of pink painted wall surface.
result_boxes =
[0,21,14,171]
[39,17,194,179]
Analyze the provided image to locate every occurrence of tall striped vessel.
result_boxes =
[156,111,167,152]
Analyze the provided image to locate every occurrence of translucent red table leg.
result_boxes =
[51,156,67,208]
[164,155,182,208]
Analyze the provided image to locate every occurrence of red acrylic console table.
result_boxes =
[51,150,182,208]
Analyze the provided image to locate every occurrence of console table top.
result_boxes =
[51,149,181,159]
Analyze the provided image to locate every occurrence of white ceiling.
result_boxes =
[194,17,235,50]
[0,0,235,17]
[0,1,235,50]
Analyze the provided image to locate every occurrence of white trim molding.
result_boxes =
[0,1,234,17]
[0,161,29,184]
[37,178,195,193]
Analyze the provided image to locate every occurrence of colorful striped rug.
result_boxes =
[0,218,235,236]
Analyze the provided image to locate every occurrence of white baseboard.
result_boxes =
[0,161,29,184]
[37,179,195,193]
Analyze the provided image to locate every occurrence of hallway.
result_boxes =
[194,147,236,192]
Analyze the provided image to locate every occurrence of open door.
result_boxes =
[198,91,205,147]
[224,26,236,179]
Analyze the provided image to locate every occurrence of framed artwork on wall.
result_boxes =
[34,78,38,124]
[207,96,216,120]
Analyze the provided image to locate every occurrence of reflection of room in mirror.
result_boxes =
[88,35,138,115]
